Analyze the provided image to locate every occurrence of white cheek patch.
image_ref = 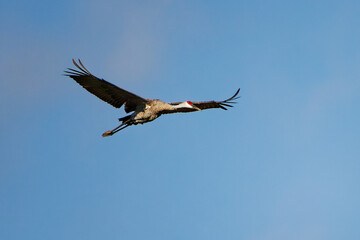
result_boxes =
[174,102,194,109]
[179,102,191,108]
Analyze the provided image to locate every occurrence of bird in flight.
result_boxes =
[64,59,240,137]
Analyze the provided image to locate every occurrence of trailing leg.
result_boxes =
[102,120,132,137]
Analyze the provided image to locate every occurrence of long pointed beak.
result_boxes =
[194,105,201,111]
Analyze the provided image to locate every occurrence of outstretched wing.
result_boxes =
[64,59,148,112]
[167,88,240,113]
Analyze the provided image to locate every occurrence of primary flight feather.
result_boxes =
[64,59,240,137]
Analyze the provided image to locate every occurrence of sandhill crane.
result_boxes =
[64,59,240,137]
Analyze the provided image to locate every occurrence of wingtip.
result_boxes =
[224,88,241,102]
[68,58,92,75]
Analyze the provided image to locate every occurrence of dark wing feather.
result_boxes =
[64,59,148,112]
[167,88,240,113]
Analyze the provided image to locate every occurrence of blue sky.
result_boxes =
[1,0,360,239]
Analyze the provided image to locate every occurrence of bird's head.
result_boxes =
[185,101,201,111]
[171,101,201,111]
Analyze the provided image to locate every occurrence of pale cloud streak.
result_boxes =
[84,0,171,85]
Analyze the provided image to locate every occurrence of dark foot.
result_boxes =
[102,131,113,137]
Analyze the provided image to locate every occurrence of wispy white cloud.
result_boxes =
[84,0,171,85]
[0,0,172,113]
[0,33,63,108]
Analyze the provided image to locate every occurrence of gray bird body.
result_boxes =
[64,59,240,137]
[131,100,170,124]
